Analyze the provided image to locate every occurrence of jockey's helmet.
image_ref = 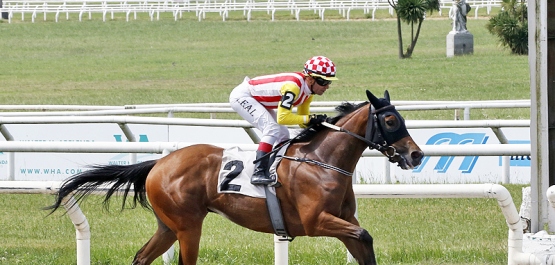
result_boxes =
[303,56,338,81]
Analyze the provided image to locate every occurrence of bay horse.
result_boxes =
[45,90,423,265]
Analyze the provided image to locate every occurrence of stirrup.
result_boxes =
[251,174,275,185]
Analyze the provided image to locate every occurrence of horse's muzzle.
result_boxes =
[395,150,424,170]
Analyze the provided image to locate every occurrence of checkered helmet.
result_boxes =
[303,56,338,80]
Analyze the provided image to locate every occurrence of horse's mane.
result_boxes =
[292,101,370,143]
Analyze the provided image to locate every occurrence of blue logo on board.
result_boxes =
[414,132,488,173]
[414,132,530,173]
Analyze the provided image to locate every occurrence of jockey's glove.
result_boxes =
[308,114,327,125]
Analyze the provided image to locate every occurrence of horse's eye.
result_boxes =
[379,112,401,132]
[385,116,397,126]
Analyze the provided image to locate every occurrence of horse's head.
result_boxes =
[365,90,423,169]
[294,90,423,170]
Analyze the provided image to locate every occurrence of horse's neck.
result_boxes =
[301,107,369,172]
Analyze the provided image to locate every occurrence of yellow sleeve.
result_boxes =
[296,95,313,116]
[276,83,310,126]
[295,96,313,128]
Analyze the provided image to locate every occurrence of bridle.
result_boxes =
[321,102,409,164]
[276,99,411,176]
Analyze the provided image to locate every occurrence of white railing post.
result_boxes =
[162,245,175,265]
[491,127,511,184]
[274,235,288,265]
[7,152,14,180]
[502,155,511,184]
[118,123,137,165]
[62,196,91,265]
[383,157,391,184]
[0,124,15,180]
[464,107,470,120]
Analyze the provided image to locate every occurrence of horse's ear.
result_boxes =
[366,90,385,108]
[384,90,391,103]
[366,90,379,106]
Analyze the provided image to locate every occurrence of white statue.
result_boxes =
[449,0,470,32]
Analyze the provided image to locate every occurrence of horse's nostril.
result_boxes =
[411,151,424,161]
[410,151,424,167]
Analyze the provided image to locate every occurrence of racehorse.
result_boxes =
[45,90,423,265]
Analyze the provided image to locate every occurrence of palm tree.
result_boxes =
[388,0,440,59]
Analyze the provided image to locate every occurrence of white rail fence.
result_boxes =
[0,99,531,120]
[0,0,503,23]
[0,115,531,182]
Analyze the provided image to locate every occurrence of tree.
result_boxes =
[485,0,528,55]
[388,0,440,59]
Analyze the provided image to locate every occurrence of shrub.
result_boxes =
[485,0,528,55]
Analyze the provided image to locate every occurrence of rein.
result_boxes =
[320,121,396,158]
[281,103,405,176]
[280,155,353,176]
[320,121,400,165]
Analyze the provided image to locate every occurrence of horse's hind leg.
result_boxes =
[132,215,177,265]
[175,219,204,265]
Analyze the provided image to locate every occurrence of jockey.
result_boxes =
[229,56,338,185]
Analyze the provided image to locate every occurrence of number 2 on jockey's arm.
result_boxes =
[277,84,313,127]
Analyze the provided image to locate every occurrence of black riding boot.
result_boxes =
[251,150,273,185]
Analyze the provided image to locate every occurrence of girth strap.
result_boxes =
[264,185,293,241]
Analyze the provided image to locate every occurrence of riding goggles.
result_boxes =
[312,76,332,86]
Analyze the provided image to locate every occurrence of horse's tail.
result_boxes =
[44,159,158,215]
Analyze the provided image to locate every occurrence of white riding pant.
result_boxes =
[229,77,290,146]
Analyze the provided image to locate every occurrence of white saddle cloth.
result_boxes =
[217,146,286,198]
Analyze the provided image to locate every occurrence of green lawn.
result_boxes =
[0,185,524,264]
[0,17,529,119]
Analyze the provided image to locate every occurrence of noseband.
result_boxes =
[321,103,409,163]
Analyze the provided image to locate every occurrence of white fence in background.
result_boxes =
[0,0,503,23]
[0,99,531,120]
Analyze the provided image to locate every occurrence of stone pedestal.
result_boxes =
[446,31,474,57]
[1,0,8,20]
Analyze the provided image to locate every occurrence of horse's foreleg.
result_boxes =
[338,229,376,265]
[335,216,376,265]
[132,216,177,265]
[306,213,377,265]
